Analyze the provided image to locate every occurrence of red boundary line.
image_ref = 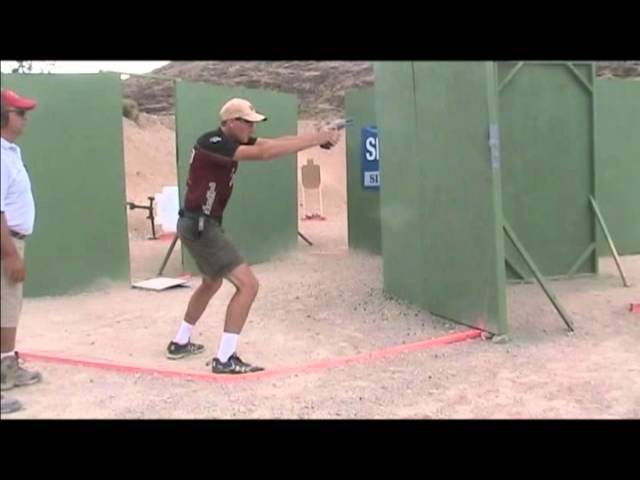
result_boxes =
[19,330,481,385]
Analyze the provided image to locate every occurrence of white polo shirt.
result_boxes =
[1,137,36,235]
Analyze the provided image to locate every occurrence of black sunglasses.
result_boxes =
[7,109,27,117]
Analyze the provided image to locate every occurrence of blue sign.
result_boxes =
[361,125,379,190]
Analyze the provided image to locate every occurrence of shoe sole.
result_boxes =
[1,375,41,391]
[16,376,43,387]
[1,405,22,414]
[166,349,205,360]
[211,367,265,375]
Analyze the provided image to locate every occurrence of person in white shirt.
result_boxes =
[1,88,42,415]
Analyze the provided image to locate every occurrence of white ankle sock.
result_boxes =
[217,333,239,362]
[1,351,16,360]
[174,321,194,345]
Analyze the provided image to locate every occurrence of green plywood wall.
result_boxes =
[375,62,508,334]
[497,63,597,281]
[345,87,381,254]
[595,78,640,256]
[1,73,129,297]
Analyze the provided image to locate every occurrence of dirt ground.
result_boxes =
[5,250,639,419]
[2,118,639,419]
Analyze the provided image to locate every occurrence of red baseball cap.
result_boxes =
[1,89,38,111]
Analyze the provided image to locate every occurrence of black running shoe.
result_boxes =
[208,353,264,374]
[166,340,205,360]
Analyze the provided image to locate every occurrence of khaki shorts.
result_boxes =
[177,216,245,280]
[1,238,25,328]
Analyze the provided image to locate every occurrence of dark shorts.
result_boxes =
[177,216,245,280]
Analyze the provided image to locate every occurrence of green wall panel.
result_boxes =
[2,73,129,297]
[498,63,597,280]
[345,87,381,254]
[375,62,507,334]
[595,78,640,256]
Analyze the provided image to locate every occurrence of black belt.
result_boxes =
[10,230,27,240]
[179,209,222,226]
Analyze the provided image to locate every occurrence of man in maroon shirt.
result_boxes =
[167,98,340,374]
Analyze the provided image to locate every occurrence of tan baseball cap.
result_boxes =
[219,98,267,123]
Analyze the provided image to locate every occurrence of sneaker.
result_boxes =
[166,340,205,360]
[1,393,22,414]
[208,353,264,375]
[0,395,22,414]
[1,353,42,391]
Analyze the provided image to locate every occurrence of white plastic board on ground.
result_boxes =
[131,276,189,291]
